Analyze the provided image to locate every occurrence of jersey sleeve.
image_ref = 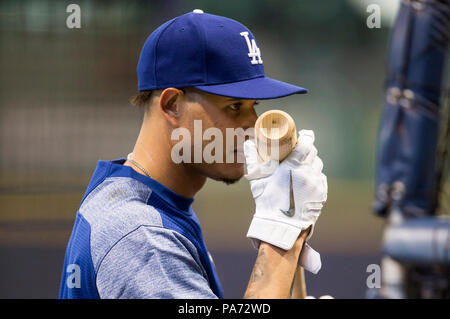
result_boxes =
[95,225,218,299]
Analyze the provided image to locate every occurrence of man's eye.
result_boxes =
[229,103,242,111]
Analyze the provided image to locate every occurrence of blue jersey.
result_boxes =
[59,158,223,298]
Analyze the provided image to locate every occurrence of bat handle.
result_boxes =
[290,226,312,299]
[291,267,307,299]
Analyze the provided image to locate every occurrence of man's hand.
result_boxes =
[244,130,327,272]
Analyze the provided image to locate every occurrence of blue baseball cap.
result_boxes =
[137,9,308,100]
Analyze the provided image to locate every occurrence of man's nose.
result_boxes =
[239,108,257,142]
[242,107,258,130]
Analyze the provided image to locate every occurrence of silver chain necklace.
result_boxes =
[127,153,151,178]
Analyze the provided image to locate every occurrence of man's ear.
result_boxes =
[159,88,184,127]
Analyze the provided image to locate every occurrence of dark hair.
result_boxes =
[130,90,153,108]
[129,88,189,111]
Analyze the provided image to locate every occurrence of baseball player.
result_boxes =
[59,10,327,299]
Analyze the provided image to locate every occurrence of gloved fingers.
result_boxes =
[297,130,316,166]
[249,179,265,198]
[321,172,328,200]
[299,129,315,144]
[243,139,259,166]
[311,156,324,173]
[244,139,264,180]
[285,130,316,166]
[244,138,283,180]
[285,143,316,167]
[291,166,326,197]
[267,167,291,212]
[302,145,318,166]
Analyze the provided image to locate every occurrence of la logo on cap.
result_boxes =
[240,32,263,65]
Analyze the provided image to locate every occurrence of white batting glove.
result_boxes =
[244,130,327,272]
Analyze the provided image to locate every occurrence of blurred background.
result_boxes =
[0,0,446,298]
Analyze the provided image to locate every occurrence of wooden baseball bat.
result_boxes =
[254,109,307,299]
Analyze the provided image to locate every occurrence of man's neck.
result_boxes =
[124,121,206,199]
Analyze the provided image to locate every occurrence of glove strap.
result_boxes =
[247,217,301,251]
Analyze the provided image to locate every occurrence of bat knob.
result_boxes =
[254,109,297,162]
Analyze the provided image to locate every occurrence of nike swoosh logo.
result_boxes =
[280,170,295,217]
